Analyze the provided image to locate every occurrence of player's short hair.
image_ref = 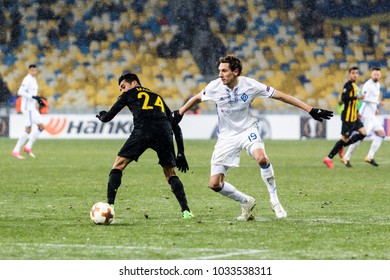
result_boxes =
[348,66,359,73]
[28,64,37,69]
[118,72,142,86]
[371,67,381,71]
[218,55,242,75]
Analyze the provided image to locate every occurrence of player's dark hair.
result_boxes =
[118,72,142,86]
[372,67,381,71]
[29,64,37,69]
[218,55,242,75]
[348,66,359,73]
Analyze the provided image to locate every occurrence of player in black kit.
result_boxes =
[96,72,193,219]
[323,66,367,168]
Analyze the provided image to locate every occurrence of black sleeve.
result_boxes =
[164,100,184,153]
[99,94,127,122]
[341,83,351,103]
[172,122,184,154]
[162,98,184,153]
[163,99,173,122]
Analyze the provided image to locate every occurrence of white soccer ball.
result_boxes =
[90,202,115,225]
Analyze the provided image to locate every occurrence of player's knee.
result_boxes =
[255,155,268,166]
[209,180,222,192]
[164,166,176,180]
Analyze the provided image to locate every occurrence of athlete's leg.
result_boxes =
[344,140,361,161]
[367,129,385,160]
[25,123,45,150]
[209,167,256,221]
[14,127,31,151]
[209,168,251,204]
[252,147,280,205]
[107,156,132,205]
[164,166,191,213]
[252,147,287,218]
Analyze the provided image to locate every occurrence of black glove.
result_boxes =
[96,110,107,121]
[176,153,189,173]
[32,96,45,107]
[172,110,183,126]
[309,108,333,122]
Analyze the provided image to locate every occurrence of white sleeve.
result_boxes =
[252,79,275,98]
[17,77,34,98]
[201,79,219,102]
[361,84,379,104]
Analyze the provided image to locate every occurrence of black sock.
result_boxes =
[169,176,190,212]
[328,140,344,159]
[107,169,122,205]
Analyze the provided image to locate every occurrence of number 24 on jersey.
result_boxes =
[138,92,165,112]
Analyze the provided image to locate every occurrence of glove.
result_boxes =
[176,153,189,173]
[96,110,107,121]
[309,108,333,122]
[32,96,45,107]
[172,110,183,126]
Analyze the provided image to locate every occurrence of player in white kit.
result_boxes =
[12,64,46,159]
[343,68,385,167]
[173,55,333,220]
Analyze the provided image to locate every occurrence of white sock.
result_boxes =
[25,129,42,149]
[260,163,279,205]
[13,132,30,153]
[218,182,249,205]
[344,140,361,161]
[367,135,384,159]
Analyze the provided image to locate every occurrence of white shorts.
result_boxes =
[363,115,383,135]
[23,109,43,127]
[210,125,264,176]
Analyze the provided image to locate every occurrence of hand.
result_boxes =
[32,96,45,107]
[176,153,189,173]
[309,108,333,122]
[172,110,183,126]
[96,110,107,121]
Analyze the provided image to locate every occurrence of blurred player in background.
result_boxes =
[323,66,366,168]
[12,64,46,159]
[343,67,385,167]
[172,55,333,221]
[96,72,193,219]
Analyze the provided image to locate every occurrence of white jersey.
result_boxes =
[18,73,39,112]
[359,78,381,118]
[202,76,275,137]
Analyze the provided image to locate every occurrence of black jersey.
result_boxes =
[98,85,185,158]
[100,86,172,128]
[340,80,359,123]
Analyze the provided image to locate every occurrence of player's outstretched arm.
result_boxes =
[271,90,333,122]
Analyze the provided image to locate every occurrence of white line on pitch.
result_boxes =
[183,249,269,260]
[4,242,268,257]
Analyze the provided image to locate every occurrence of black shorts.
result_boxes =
[341,119,364,138]
[118,122,176,166]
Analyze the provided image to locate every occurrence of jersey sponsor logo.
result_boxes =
[219,106,246,115]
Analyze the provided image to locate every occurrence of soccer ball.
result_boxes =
[90,202,115,225]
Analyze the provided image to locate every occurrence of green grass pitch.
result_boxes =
[0,138,389,260]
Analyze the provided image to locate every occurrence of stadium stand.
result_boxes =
[0,0,389,113]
